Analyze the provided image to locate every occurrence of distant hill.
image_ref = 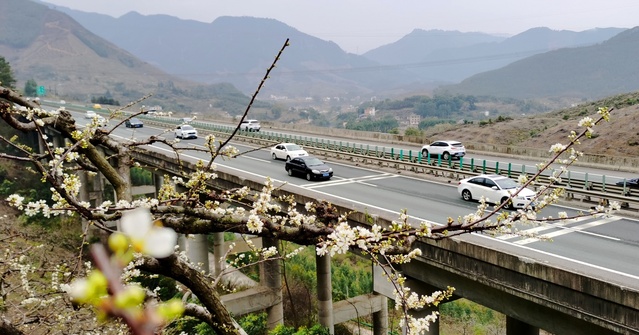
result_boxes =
[0,0,265,115]
[363,29,506,66]
[439,27,639,100]
[365,27,625,83]
[46,8,416,98]
[50,3,630,102]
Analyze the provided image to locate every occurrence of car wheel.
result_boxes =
[461,189,472,201]
[287,168,293,176]
[286,156,291,162]
[501,197,513,209]
[442,152,451,160]
[272,153,277,160]
[421,149,429,157]
[306,173,313,181]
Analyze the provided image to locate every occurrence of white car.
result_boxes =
[85,110,97,119]
[95,115,107,127]
[240,119,261,132]
[457,174,536,209]
[421,140,466,160]
[175,124,198,139]
[271,143,308,161]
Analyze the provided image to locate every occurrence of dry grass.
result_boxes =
[426,97,639,158]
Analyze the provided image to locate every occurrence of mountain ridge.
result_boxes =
[47,2,626,100]
[1,0,269,115]
[440,26,639,100]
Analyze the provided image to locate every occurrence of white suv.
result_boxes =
[421,140,466,160]
[175,125,198,139]
[240,119,261,132]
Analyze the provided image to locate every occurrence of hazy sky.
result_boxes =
[42,0,639,54]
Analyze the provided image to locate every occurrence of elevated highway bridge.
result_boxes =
[39,105,639,334]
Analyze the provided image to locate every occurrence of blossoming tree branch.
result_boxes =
[0,38,620,335]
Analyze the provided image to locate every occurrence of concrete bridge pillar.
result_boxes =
[212,232,225,277]
[402,306,439,335]
[186,234,210,273]
[372,294,388,335]
[170,181,209,273]
[153,172,190,251]
[506,316,539,335]
[78,171,90,227]
[316,252,334,334]
[153,173,164,198]
[261,237,283,330]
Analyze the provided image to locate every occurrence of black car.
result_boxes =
[616,178,639,188]
[125,118,144,128]
[285,156,333,181]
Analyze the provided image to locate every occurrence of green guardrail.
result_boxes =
[143,118,635,199]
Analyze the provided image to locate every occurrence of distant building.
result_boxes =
[364,107,376,116]
[409,114,421,126]
[270,95,288,100]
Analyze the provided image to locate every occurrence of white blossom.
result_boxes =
[246,214,264,233]
[120,207,177,258]
[549,143,566,153]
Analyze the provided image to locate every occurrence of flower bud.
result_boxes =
[114,285,146,309]
[156,299,185,321]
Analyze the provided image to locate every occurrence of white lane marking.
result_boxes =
[139,142,638,281]
[513,217,620,245]
[306,174,399,189]
[497,215,593,240]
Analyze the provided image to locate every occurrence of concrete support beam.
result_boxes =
[317,253,334,334]
[221,286,282,316]
[131,185,155,196]
[332,293,386,324]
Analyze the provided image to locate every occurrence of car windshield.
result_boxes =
[304,157,324,166]
[285,144,302,151]
[131,118,141,123]
[182,125,194,130]
[450,142,463,147]
[494,178,519,189]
